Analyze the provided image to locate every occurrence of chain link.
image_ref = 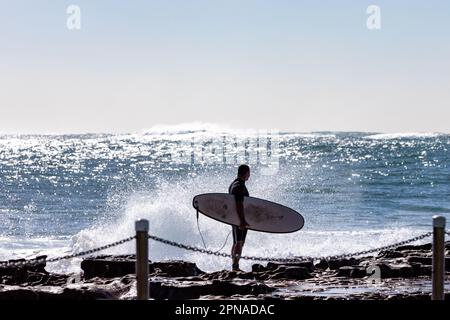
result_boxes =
[148,231,433,263]
[0,236,136,269]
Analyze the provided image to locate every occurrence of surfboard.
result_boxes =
[192,193,304,233]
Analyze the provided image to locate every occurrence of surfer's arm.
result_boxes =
[235,201,249,228]
[236,201,245,220]
[232,184,249,228]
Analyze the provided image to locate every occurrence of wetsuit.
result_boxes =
[228,177,249,243]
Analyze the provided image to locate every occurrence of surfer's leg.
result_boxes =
[232,245,239,268]
[231,226,237,267]
[234,241,244,257]
[231,227,247,270]
[231,226,241,270]
[231,244,237,265]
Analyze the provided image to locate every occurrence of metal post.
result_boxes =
[432,215,445,300]
[135,219,149,300]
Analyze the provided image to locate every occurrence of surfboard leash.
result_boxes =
[215,230,232,253]
[196,208,208,249]
[194,203,231,254]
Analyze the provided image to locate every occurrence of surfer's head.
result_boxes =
[237,164,250,181]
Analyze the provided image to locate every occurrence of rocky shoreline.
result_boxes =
[1,242,449,300]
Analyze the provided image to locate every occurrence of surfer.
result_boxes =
[228,164,251,271]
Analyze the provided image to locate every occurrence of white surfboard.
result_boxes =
[192,193,304,233]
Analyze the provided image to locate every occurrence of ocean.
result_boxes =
[0,124,449,274]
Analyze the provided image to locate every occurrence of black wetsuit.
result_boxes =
[228,177,249,243]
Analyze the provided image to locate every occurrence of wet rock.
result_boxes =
[69,275,133,299]
[0,286,63,300]
[0,256,47,281]
[268,266,312,280]
[408,262,432,277]
[81,256,204,279]
[249,262,314,279]
[327,258,359,270]
[150,279,275,300]
[237,273,258,280]
[418,265,432,276]
[0,276,132,300]
[81,255,138,279]
[252,264,266,273]
[0,256,68,286]
[408,256,450,271]
[409,262,422,276]
[152,261,205,277]
[407,256,432,265]
[395,244,431,251]
[264,261,314,272]
[203,264,312,281]
[372,263,415,278]
[314,259,329,270]
[378,250,405,259]
[389,264,415,278]
[337,266,367,278]
[200,270,237,281]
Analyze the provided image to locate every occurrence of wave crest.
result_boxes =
[364,132,444,140]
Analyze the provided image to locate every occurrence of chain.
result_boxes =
[0,236,136,269]
[0,231,438,269]
[446,230,450,237]
[320,231,433,261]
[147,235,231,259]
[148,232,433,263]
[46,236,135,263]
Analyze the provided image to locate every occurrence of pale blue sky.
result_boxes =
[0,1,449,133]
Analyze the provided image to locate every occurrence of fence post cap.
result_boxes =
[135,219,149,232]
[432,215,446,228]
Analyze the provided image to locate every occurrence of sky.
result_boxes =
[0,0,449,134]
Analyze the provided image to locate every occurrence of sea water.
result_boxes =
[0,124,449,273]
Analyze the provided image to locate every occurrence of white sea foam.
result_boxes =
[138,123,340,139]
[140,122,236,135]
[0,236,79,274]
[364,132,444,140]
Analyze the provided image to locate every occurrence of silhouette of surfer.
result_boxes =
[228,164,250,271]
